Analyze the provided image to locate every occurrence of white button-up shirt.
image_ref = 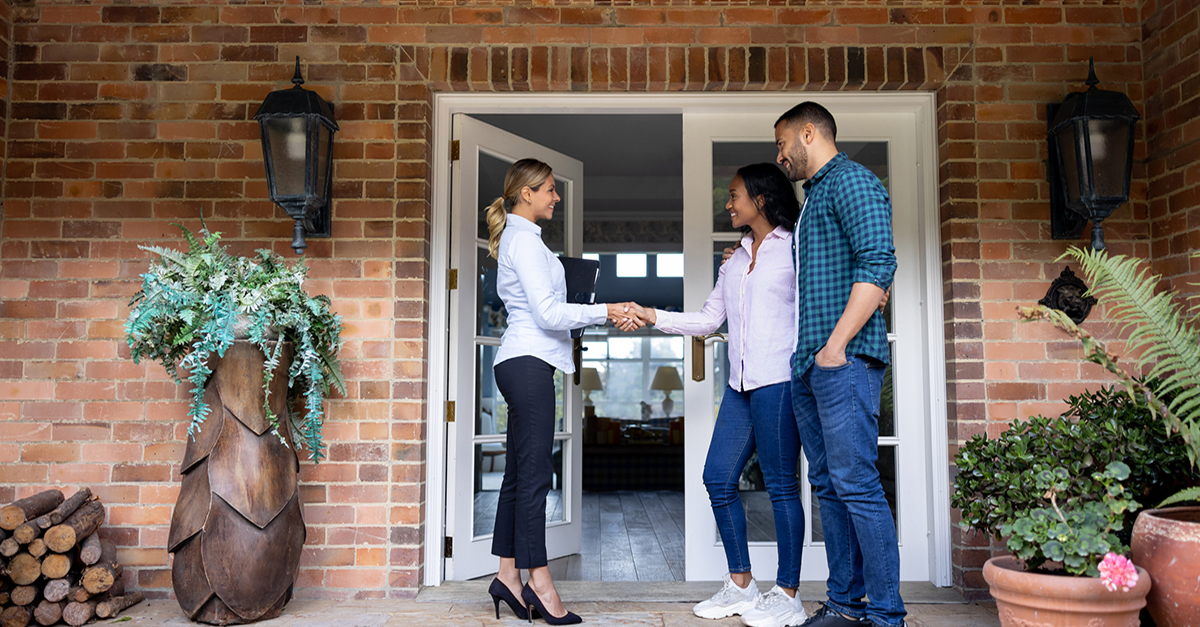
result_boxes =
[494,214,607,373]
[653,226,797,392]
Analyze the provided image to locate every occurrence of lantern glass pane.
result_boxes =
[266,117,307,197]
[1056,124,1083,204]
[1088,119,1128,198]
[317,122,331,203]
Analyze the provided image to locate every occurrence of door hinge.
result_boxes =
[448,268,458,290]
[444,536,453,558]
[450,140,460,161]
[446,400,455,423]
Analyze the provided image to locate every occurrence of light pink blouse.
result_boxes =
[654,226,797,392]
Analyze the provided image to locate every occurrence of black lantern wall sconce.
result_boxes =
[1047,58,1140,251]
[254,57,339,254]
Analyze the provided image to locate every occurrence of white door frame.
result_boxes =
[445,115,587,580]
[425,93,949,587]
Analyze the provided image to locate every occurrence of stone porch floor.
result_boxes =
[111,582,1001,627]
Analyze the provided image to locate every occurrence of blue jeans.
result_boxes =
[703,382,804,588]
[792,355,905,626]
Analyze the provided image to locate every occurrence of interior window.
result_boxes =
[655,254,683,277]
[615,254,647,278]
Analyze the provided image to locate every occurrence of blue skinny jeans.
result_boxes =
[702,382,804,588]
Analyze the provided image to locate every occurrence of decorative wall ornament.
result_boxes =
[1039,266,1097,324]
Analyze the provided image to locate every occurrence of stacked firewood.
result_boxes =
[0,489,144,627]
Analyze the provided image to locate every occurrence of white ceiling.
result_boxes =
[473,114,683,177]
[473,114,685,221]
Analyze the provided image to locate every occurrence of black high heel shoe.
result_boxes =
[490,578,532,620]
[521,583,582,625]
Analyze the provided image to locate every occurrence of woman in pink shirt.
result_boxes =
[631,163,806,627]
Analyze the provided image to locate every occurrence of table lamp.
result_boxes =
[581,367,603,406]
[650,366,684,418]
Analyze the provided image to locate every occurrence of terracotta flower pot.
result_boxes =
[983,556,1150,627]
[1131,506,1200,627]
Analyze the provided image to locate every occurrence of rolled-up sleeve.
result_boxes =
[831,168,896,291]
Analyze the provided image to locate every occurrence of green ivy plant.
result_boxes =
[1000,462,1138,577]
[125,225,345,462]
[1018,248,1200,507]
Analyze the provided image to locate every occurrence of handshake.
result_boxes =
[605,302,656,332]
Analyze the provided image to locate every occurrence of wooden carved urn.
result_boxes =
[168,341,306,625]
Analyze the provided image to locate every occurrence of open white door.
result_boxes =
[446,115,586,580]
[681,110,932,582]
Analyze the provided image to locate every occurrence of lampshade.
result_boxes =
[580,367,603,392]
[650,366,683,391]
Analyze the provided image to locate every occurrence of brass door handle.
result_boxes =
[691,333,727,382]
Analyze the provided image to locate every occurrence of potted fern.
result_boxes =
[1019,248,1200,627]
[125,225,344,625]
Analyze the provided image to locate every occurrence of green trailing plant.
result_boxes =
[1018,248,1200,506]
[125,225,345,462]
[953,385,1197,551]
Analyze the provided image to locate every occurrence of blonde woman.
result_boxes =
[486,158,637,625]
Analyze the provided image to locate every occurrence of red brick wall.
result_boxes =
[1144,0,1200,295]
[0,0,10,229]
[932,3,1149,596]
[0,1,428,599]
[0,0,1169,601]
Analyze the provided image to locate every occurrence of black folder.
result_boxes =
[559,256,601,339]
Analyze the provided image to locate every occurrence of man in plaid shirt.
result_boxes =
[776,102,906,627]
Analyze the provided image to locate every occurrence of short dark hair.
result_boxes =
[736,163,800,232]
[775,102,837,142]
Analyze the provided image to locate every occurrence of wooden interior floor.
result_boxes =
[473,490,812,582]
[550,491,687,581]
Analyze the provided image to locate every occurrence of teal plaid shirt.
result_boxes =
[792,152,896,378]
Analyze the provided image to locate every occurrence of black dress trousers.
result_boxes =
[491,355,557,569]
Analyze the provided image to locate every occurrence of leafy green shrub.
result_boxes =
[953,385,1199,558]
[1000,462,1137,576]
[125,226,345,462]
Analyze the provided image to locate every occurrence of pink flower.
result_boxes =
[1098,553,1138,592]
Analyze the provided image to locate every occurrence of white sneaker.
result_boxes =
[739,585,807,627]
[692,575,760,619]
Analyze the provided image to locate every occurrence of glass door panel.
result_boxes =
[449,114,585,580]
[477,248,506,338]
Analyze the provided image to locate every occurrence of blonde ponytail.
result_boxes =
[485,158,554,259]
[485,197,508,259]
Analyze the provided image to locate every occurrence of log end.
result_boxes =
[61,601,95,627]
[43,526,75,554]
[0,505,26,531]
[82,567,115,595]
[1,605,33,627]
